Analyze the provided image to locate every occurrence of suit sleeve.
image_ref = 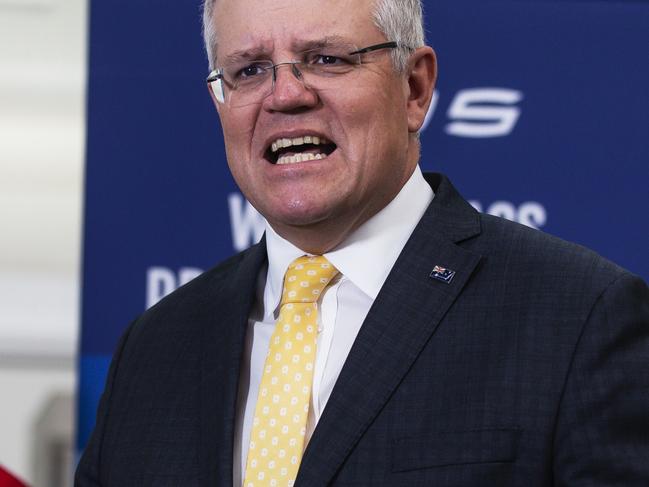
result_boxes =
[553,273,649,485]
[74,321,136,487]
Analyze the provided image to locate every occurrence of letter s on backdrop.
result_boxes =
[446,88,523,138]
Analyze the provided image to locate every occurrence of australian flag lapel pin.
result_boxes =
[430,265,456,284]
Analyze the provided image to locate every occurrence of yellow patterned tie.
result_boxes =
[243,255,339,487]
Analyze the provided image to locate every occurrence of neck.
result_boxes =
[269,217,360,255]
[270,156,419,254]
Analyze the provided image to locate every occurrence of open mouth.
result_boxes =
[265,135,337,165]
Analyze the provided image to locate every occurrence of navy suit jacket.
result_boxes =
[76,173,649,486]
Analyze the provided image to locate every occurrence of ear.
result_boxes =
[405,47,437,133]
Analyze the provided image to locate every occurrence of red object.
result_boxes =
[0,466,28,487]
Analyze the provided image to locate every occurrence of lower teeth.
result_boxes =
[276,152,327,165]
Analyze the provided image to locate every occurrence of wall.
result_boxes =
[0,0,87,483]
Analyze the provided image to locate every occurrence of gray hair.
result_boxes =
[202,0,425,73]
[372,0,425,72]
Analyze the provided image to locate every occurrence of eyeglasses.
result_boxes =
[206,41,403,108]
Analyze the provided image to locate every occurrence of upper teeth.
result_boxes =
[271,135,327,153]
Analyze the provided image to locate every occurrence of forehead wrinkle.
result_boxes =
[291,35,355,52]
[221,34,358,65]
[220,40,275,65]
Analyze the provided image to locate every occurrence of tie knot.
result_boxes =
[281,255,339,305]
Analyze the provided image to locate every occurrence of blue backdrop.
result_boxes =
[77,0,649,452]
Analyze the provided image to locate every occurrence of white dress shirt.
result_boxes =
[233,166,434,486]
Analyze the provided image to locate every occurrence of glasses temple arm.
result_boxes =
[349,41,400,55]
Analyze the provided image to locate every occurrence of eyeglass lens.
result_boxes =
[211,44,364,107]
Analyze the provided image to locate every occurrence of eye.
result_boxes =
[305,51,357,75]
[314,54,344,65]
[235,63,267,79]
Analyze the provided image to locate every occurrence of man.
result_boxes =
[76,0,649,485]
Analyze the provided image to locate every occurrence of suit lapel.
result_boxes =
[296,174,483,486]
[199,239,267,487]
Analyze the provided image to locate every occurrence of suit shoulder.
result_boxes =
[153,245,257,310]
[456,214,649,343]
[473,213,633,293]
[122,243,265,353]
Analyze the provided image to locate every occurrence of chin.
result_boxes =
[267,202,335,229]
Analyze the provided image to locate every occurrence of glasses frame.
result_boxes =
[206,41,402,105]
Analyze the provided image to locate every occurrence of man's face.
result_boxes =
[211,0,420,246]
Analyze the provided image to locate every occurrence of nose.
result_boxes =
[263,62,318,112]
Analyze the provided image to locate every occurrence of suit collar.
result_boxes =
[199,239,267,487]
[420,172,481,244]
[296,172,484,486]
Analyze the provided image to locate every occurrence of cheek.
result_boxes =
[345,109,407,167]
[220,111,257,153]
[222,121,247,150]
[339,84,407,143]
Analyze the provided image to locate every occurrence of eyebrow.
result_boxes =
[220,35,355,65]
[292,35,354,52]
[222,47,271,65]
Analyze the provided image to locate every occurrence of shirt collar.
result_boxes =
[264,166,433,318]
